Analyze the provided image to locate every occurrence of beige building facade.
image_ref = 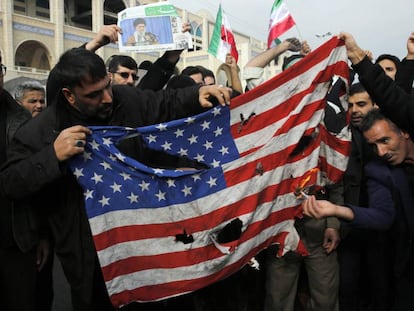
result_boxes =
[0,0,281,91]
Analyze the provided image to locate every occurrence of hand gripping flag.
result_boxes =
[208,4,239,62]
[69,37,351,308]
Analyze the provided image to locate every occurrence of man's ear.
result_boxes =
[61,88,76,106]
[402,131,411,140]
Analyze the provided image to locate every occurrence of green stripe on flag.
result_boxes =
[208,5,223,56]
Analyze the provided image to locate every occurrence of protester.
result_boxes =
[0,54,50,311]
[181,65,205,85]
[107,55,139,86]
[325,82,393,310]
[396,32,414,94]
[375,54,401,80]
[13,80,46,117]
[1,47,231,311]
[339,31,414,138]
[304,109,414,310]
[243,37,302,91]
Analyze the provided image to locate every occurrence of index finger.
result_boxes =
[65,125,92,135]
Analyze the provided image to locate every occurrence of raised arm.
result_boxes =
[302,161,396,230]
[396,32,414,94]
[339,32,414,136]
[245,38,302,68]
[85,24,122,52]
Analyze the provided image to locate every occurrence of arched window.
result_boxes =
[15,40,51,70]
[189,21,202,51]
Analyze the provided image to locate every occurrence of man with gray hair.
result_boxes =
[14,80,45,117]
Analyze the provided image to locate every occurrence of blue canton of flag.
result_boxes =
[70,106,239,219]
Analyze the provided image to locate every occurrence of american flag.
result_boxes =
[69,37,351,308]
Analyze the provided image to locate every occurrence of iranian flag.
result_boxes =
[267,0,296,48]
[208,4,239,63]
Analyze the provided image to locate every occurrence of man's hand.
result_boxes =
[198,85,232,108]
[338,32,366,65]
[162,22,192,63]
[182,22,191,33]
[364,50,374,62]
[323,228,340,254]
[223,54,238,70]
[53,125,92,161]
[85,24,122,52]
[300,40,312,56]
[406,32,414,60]
[302,196,337,219]
[283,38,302,52]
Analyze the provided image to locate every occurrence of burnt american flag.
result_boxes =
[69,37,351,308]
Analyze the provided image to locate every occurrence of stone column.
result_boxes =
[202,16,209,51]
[1,0,14,68]
[91,0,105,59]
[49,0,64,64]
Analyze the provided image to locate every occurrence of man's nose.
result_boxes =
[102,88,112,102]
[350,105,358,114]
[376,145,387,157]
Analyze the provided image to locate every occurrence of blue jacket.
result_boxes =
[346,159,414,277]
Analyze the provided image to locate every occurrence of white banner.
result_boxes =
[117,2,192,53]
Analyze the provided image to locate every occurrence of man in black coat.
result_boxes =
[1,48,231,311]
[0,56,50,311]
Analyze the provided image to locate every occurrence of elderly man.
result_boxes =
[13,80,46,117]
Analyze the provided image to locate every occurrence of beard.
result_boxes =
[74,100,113,121]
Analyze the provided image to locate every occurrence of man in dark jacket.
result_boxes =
[339,32,414,138]
[359,109,414,310]
[1,48,231,311]
[0,56,49,311]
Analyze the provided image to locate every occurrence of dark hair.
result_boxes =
[375,54,401,71]
[181,66,202,77]
[360,109,400,134]
[282,54,304,71]
[348,82,368,97]
[54,48,107,90]
[107,55,138,73]
[139,60,153,70]
[166,75,196,89]
[196,65,215,80]
[133,18,146,27]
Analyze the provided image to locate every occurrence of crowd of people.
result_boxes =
[1,14,414,311]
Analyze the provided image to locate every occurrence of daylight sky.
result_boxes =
[169,0,413,59]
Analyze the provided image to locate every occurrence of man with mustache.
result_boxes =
[0,47,231,311]
[303,109,414,310]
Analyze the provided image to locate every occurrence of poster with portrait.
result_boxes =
[118,2,192,52]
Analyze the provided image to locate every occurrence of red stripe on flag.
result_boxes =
[267,15,296,47]
[231,39,347,110]
[100,206,299,280]
[108,232,291,305]
[93,179,301,251]
[220,26,238,62]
